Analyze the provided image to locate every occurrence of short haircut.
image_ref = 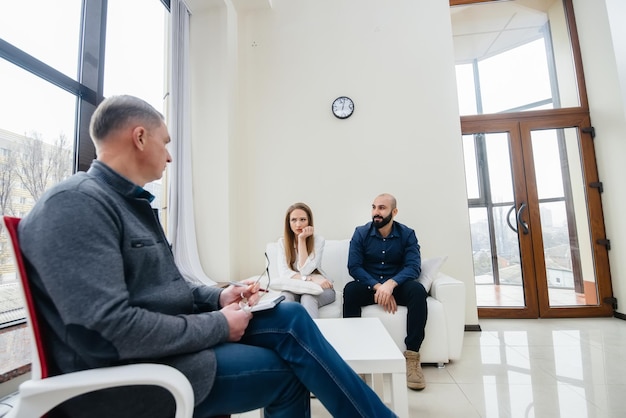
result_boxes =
[89,95,164,142]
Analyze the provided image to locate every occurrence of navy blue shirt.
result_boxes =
[348,221,421,288]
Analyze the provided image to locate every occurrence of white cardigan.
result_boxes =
[276,235,328,280]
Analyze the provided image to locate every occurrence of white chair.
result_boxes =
[2,216,195,418]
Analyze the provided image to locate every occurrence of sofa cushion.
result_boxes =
[319,239,351,289]
[264,239,465,364]
[417,256,448,293]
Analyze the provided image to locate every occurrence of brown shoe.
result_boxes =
[404,350,426,390]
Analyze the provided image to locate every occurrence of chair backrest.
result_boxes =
[3,215,48,379]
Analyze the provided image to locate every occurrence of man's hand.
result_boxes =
[220,303,252,341]
[220,279,262,307]
[374,280,398,314]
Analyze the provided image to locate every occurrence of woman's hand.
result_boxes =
[310,274,333,289]
[298,226,314,240]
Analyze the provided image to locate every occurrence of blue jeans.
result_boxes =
[194,302,397,418]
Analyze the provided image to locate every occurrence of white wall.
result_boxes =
[186,0,626,326]
[573,0,626,314]
[188,0,477,325]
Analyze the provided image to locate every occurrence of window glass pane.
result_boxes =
[452,0,580,116]
[104,0,167,214]
[531,129,565,199]
[1,59,76,326]
[478,39,553,113]
[485,132,514,204]
[104,0,167,111]
[0,0,82,79]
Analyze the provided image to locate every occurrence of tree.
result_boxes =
[50,133,73,186]
[0,148,17,216]
[0,148,17,278]
[17,131,72,202]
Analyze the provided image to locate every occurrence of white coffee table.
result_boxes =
[314,317,409,418]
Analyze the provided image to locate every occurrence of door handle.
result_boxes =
[506,203,529,235]
[517,202,529,235]
[506,205,518,233]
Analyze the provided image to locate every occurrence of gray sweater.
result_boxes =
[19,160,229,409]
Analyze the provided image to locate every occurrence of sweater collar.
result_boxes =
[87,160,155,202]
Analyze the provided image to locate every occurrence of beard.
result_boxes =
[372,213,393,229]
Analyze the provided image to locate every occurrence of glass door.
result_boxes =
[452,0,613,318]
[463,113,613,318]
[463,119,538,318]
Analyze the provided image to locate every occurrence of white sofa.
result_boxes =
[264,239,466,366]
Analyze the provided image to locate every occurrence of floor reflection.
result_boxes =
[239,317,626,418]
[476,284,590,307]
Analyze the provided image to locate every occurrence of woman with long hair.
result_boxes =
[276,202,335,318]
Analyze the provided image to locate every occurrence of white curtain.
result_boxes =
[167,0,215,285]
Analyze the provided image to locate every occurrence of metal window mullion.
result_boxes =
[75,0,107,172]
[0,38,95,102]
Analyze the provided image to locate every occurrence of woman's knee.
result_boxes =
[281,291,297,302]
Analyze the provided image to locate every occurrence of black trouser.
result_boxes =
[343,279,428,352]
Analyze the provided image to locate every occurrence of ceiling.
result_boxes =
[451,0,557,64]
[184,0,271,14]
[182,0,557,65]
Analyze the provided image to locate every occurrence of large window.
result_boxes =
[452,0,580,115]
[0,1,167,334]
[451,0,612,319]
[104,0,168,206]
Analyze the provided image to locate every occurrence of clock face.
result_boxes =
[332,96,354,119]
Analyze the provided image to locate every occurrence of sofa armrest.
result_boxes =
[429,273,465,361]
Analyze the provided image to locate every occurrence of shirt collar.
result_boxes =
[368,220,398,238]
[87,160,155,203]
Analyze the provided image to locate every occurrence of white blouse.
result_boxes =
[276,235,327,280]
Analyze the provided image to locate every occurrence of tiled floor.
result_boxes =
[235,317,626,418]
[2,317,625,417]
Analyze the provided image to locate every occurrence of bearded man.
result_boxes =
[343,193,428,391]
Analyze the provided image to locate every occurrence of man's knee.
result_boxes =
[343,280,357,296]
[395,280,428,311]
[342,281,361,317]
[402,280,428,298]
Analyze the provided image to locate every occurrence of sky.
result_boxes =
[0,0,166,143]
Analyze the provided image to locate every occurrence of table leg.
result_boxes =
[371,373,385,398]
[382,373,391,403]
[390,372,409,418]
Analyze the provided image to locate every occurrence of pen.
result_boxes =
[229,281,247,287]
[229,281,269,292]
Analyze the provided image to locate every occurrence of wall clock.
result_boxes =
[332,96,354,119]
